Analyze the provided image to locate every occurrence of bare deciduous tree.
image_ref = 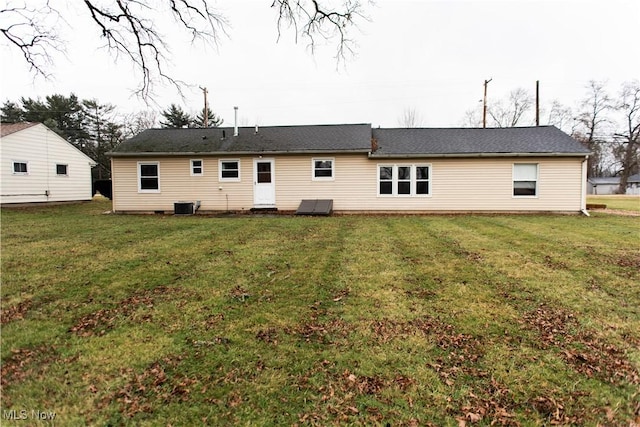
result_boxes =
[459,106,482,128]
[487,88,533,128]
[545,100,575,134]
[121,110,158,138]
[398,107,424,128]
[613,80,640,193]
[1,1,370,99]
[574,80,613,177]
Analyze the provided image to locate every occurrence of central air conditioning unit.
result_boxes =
[174,201,194,215]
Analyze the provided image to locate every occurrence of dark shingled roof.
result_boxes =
[110,124,372,155]
[371,126,590,157]
[111,124,590,157]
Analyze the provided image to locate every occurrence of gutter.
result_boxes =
[108,149,371,158]
[368,152,591,159]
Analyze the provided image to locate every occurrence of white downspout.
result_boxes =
[581,157,589,216]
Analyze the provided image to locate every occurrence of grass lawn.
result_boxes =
[587,195,640,212]
[2,199,639,426]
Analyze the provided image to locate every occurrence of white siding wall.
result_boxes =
[111,154,586,213]
[0,124,95,204]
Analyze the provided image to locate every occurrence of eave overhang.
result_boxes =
[368,152,590,159]
[108,149,371,157]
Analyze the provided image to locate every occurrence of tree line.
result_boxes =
[1,96,224,180]
[458,79,639,191]
[3,79,638,190]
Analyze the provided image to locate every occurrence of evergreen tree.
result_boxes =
[0,101,24,122]
[194,107,223,128]
[160,104,193,128]
[82,99,124,179]
[20,94,88,147]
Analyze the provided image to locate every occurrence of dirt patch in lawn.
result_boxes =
[590,208,640,216]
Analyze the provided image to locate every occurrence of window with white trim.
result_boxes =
[513,163,538,197]
[312,158,334,180]
[138,162,160,192]
[191,159,203,176]
[378,164,431,196]
[13,161,28,174]
[56,164,68,176]
[219,159,240,181]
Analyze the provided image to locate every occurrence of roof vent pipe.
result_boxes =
[255,124,259,134]
[234,106,239,137]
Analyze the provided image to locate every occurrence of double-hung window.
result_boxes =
[191,159,203,176]
[378,164,431,196]
[13,161,28,174]
[513,163,538,197]
[138,162,160,192]
[219,159,240,181]
[312,158,334,181]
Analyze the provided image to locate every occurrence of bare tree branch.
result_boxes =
[271,0,369,62]
[2,1,369,100]
[0,1,65,79]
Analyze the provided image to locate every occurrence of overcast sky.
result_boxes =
[1,0,638,128]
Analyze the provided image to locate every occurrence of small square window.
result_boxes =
[56,164,68,175]
[312,158,334,180]
[13,161,28,174]
[191,159,203,176]
[219,160,240,181]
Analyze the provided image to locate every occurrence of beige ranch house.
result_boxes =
[109,124,591,214]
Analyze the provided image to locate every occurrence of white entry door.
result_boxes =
[253,159,276,207]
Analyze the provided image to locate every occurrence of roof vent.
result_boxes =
[234,106,239,137]
[222,130,226,140]
[255,124,259,134]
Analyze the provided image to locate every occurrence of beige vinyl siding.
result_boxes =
[112,157,255,212]
[111,154,586,213]
[1,124,95,204]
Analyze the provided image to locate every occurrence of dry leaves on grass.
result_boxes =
[69,286,186,337]
[103,356,197,418]
[522,304,640,385]
[1,299,32,324]
[1,346,55,389]
[295,359,417,425]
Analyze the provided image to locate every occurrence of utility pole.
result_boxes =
[535,80,540,126]
[200,86,209,128]
[483,78,492,128]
